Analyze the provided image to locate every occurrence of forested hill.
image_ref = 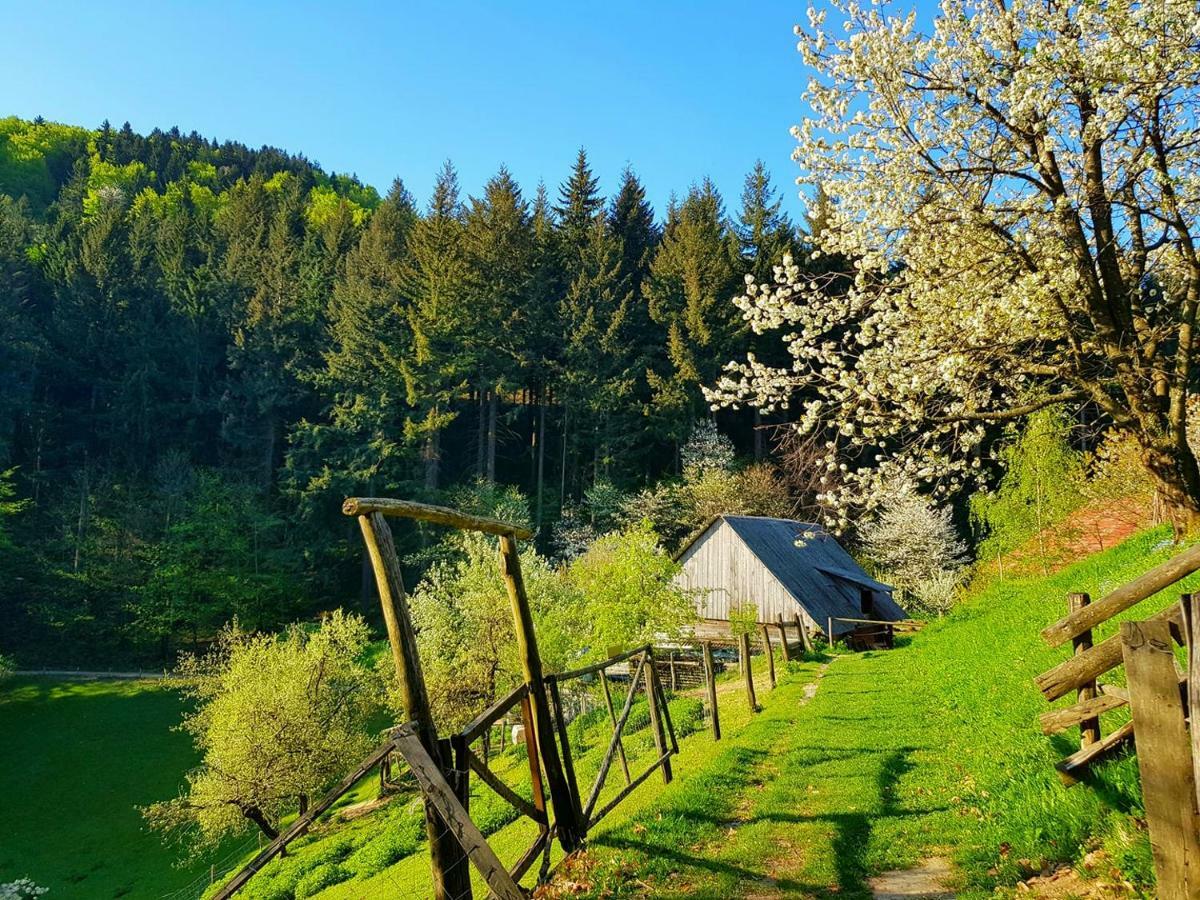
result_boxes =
[0,115,811,666]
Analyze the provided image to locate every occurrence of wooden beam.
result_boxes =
[643,649,673,784]
[1121,620,1200,899]
[1069,593,1100,748]
[703,642,721,741]
[1182,594,1200,819]
[1041,543,1200,647]
[1039,693,1129,735]
[588,751,673,829]
[344,497,533,539]
[213,737,397,899]
[794,611,813,655]
[760,624,776,689]
[392,728,526,900]
[1035,602,1183,701]
[599,670,631,785]
[1056,720,1135,786]
[467,750,545,824]
[555,644,650,682]
[498,533,584,851]
[358,513,470,899]
[740,632,758,711]
[459,684,527,746]
[582,653,647,820]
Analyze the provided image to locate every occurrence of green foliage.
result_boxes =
[971,408,1086,572]
[144,612,380,852]
[564,521,695,658]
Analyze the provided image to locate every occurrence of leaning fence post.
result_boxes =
[357,512,472,900]
[1121,620,1200,900]
[1068,593,1100,748]
[702,641,721,741]
[739,632,758,711]
[599,669,632,784]
[643,648,673,784]
[776,616,792,663]
[795,611,813,655]
[760,624,777,688]
[498,533,585,851]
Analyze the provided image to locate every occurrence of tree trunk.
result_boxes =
[486,388,498,483]
[242,805,279,841]
[753,407,765,461]
[476,386,486,479]
[1140,441,1200,537]
[422,425,440,491]
[535,397,546,531]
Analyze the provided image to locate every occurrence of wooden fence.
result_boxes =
[212,498,805,900]
[1034,544,1200,899]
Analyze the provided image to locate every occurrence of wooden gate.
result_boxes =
[213,497,679,899]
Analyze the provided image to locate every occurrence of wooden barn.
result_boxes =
[674,515,906,643]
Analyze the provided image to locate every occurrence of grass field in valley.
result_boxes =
[0,677,242,899]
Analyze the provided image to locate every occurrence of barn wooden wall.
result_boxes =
[675,519,817,630]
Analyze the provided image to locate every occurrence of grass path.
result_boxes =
[561,526,1200,898]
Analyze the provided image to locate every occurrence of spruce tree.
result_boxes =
[735,161,795,285]
[644,179,741,453]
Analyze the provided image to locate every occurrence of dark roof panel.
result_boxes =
[720,516,906,634]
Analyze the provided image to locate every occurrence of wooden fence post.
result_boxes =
[1069,593,1100,748]
[739,632,758,711]
[760,624,777,688]
[669,651,678,692]
[702,641,721,741]
[828,617,835,647]
[599,669,632,784]
[1121,619,1200,900]
[795,611,813,655]
[776,616,792,663]
[358,513,472,900]
[1183,594,1200,818]
[643,649,673,784]
[498,533,585,851]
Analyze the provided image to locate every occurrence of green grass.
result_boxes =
[8,524,1182,899]
[563,526,1191,898]
[0,676,241,899]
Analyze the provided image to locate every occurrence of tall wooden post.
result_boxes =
[1068,593,1100,748]
[498,533,584,851]
[794,611,813,654]
[776,616,792,662]
[1183,594,1200,820]
[739,632,758,711]
[669,651,678,692]
[702,641,721,740]
[760,624,777,688]
[358,513,472,900]
[643,649,673,784]
[1121,620,1200,900]
[827,617,835,647]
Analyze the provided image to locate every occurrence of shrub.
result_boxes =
[294,863,349,898]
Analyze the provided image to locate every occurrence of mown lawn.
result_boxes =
[0,677,240,899]
[564,526,1194,898]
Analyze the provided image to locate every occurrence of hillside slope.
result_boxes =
[548,526,1193,898]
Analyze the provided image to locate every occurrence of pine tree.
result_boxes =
[401,163,472,489]
[644,179,742,453]
[463,167,535,482]
[736,161,795,285]
[554,148,603,270]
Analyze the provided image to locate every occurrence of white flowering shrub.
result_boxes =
[0,880,49,900]
[859,482,968,615]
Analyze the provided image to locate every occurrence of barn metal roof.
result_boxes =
[681,515,906,634]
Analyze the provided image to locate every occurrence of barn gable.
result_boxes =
[674,515,905,636]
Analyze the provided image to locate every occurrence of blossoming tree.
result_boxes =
[709,0,1200,530]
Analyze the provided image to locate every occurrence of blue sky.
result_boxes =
[2,1,820,223]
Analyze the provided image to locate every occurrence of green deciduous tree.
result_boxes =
[144,611,378,850]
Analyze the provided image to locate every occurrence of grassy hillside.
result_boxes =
[0,677,240,899]
[557,525,1196,898]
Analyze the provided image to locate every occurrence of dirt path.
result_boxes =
[868,857,955,898]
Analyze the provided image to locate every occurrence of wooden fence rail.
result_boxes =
[1034,542,1200,897]
[217,497,813,900]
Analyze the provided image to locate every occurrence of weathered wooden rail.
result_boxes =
[1034,544,1200,898]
